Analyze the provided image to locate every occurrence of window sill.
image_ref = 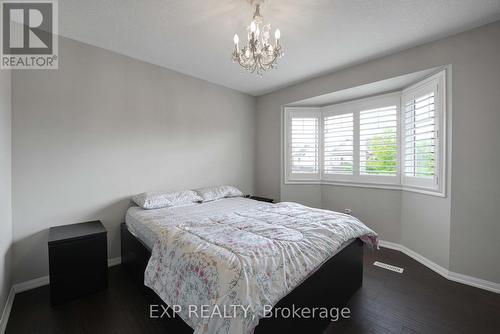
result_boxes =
[283,180,446,198]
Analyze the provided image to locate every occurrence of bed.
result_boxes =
[121,197,377,334]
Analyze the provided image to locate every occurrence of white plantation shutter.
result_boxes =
[284,69,446,195]
[402,71,445,192]
[404,93,436,178]
[291,117,319,173]
[286,109,320,180]
[324,113,354,175]
[359,106,398,176]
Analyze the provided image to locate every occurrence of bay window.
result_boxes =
[284,70,447,196]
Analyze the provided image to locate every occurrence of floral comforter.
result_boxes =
[144,201,378,334]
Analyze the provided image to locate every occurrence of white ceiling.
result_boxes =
[288,67,441,107]
[58,0,500,96]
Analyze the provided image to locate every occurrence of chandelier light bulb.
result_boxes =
[250,21,256,33]
[233,34,239,45]
[275,28,281,40]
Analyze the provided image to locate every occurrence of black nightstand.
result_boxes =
[48,220,108,305]
[247,195,274,203]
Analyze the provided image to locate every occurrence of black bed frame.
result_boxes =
[120,223,363,333]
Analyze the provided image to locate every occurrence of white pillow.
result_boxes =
[133,190,202,210]
[194,185,244,202]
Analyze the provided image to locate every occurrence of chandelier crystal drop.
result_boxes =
[231,2,283,74]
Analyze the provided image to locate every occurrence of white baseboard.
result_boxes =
[12,256,122,294]
[0,256,122,332]
[13,275,50,294]
[447,270,500,294]
[0,287,15,334]
[108,256,122,267]
[378,240,500,294]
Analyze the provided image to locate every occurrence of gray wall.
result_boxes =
[256,21,500,283]
[0,70,12,317]
[11,37,256,283]
[322,186,402,245]
[401,192,450,268]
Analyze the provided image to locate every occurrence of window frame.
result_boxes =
[283,70,447,197]
[321,104,357,183]
[401,71,446,195]
[322,93,401,185]
[284,107,322,182]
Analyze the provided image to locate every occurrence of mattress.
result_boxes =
[125,197,271,249]
[141,201,377,334]
[125,198,377,334]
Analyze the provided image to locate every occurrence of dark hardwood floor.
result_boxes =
[6,247,500,334]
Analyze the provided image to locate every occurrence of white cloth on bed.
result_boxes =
[126,197,269,249]
[139,199,377,334]
[132,189,203,209]
[194,185,244,202]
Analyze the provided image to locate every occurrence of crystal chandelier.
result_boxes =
[231,1,283,74]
